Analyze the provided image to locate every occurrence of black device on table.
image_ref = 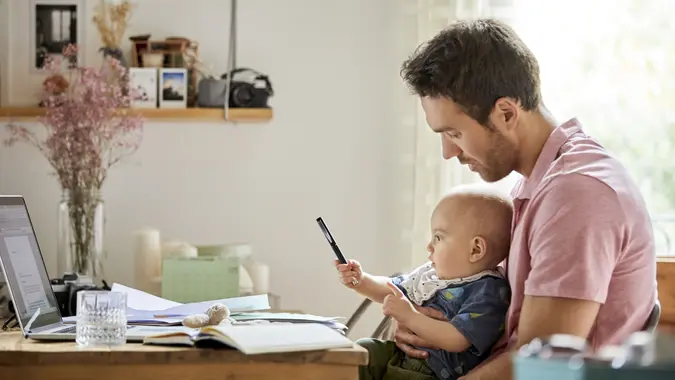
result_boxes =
[0,262,110,331]
[316,217,358,286]
[50,273,110,317]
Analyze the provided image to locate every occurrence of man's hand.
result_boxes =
[393,303,448,358]
[382,282,417,323]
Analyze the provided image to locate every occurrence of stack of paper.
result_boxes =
[231,312,348,333]
[64,283,271,325]
[63,284,349,335]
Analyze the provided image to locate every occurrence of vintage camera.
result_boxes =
[51,273,109,317]
[221,68,274,108]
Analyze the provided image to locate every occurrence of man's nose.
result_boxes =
[442,136,462,160]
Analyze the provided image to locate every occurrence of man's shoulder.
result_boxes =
[531,160,647,226]
[539,131,639,201]
[526,171,632,231]
[537,171,619,199]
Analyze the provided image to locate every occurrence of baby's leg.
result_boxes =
[356,338,438,380]
[393,356,438,380]
[356,338,398,380]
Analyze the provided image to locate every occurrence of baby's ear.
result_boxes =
[469,236,487,263]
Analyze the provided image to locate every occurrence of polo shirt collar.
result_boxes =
[514,118,583,200]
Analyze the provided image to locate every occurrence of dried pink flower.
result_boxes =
[4,43,144,192]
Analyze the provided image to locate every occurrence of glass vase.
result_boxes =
[57,188,106,283]
[99,46,127,67]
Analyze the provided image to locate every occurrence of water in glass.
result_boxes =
[76,291,127,346]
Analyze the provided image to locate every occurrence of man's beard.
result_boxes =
[477,129,517,183]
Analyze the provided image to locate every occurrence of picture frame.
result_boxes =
[158,68,188,108]
[29,0,85,72]
[129,68,158,109]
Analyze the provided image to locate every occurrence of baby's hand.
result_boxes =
[383,282,417,324]
[335,259,362,288]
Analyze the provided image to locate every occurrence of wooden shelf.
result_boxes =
[0,107,273,123]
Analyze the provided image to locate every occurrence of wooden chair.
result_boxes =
[643,299,661,333]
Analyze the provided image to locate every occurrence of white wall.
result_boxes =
[0,0,420,338]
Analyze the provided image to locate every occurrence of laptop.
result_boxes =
[0,195,188,342]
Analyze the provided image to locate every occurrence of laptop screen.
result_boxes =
[0,196,61,330]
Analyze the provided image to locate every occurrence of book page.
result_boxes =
[206,323,354,354]
[111,283,180,311]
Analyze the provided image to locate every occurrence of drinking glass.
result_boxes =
[76,291,127,346]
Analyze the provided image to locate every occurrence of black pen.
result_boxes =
[316,217,358,286]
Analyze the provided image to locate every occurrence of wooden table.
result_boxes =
[0,331,368,380]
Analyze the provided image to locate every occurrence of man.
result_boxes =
[394,18,657,380]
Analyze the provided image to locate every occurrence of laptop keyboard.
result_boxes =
[53,325,77,334]
[53,325,136,334]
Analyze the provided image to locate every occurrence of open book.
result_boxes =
[143,322,355,354]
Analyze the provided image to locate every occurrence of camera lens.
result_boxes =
[232,85,253,107]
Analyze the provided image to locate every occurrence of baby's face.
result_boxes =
[426,203,476,279]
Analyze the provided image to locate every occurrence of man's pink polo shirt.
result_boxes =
[498,118,657,353]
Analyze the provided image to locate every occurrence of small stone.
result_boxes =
[218,317,236,326]
[206,303,230,325]
[182,314,210,328]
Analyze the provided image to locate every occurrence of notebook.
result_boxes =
[143,322,355,354]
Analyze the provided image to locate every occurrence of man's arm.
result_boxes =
[397,279,511,358]
[404,312,471,352]
[394,306,447,358]
[462,296,600,380]
[463,174,625,380]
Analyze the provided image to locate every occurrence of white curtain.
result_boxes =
[399,0,516,268]
[400,0,675,266]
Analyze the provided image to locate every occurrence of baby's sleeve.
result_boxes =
[390,273,410,298]
[391,262,432,299]
[443,278,511,356]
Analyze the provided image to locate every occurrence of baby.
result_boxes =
[336,185,513,380]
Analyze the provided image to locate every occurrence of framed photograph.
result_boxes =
[29,0,84,71]
[129,68,158,108]
[159,68,188,108]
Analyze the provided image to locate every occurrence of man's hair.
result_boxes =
[400,18,541,125]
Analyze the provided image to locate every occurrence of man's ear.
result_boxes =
[490,97,520,133]
[469,236,487,263]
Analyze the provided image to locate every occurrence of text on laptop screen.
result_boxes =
[0,197,61,330]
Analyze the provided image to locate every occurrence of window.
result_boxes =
[442,0,675,256]
[50,9,73,42]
